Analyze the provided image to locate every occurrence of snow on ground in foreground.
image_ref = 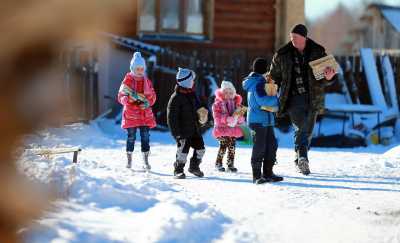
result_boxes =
[18,120,400,243]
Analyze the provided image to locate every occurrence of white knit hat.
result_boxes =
[176,67,196,88]
[220,80,236,94]
[130,52,146,73]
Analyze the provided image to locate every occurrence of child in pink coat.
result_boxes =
[117,52,156,170]
[212,81,245,172]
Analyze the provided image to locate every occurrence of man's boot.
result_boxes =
[297,147,310,175]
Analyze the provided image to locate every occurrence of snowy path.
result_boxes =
[19,122,400,243]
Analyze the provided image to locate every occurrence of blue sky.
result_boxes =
[306,0,400,20]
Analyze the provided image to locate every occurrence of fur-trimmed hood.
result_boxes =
[214,89,242,105]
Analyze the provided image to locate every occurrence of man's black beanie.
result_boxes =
[252,58,268,74]
[291,24,308,38]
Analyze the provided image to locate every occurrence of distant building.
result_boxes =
[350,4,400,52]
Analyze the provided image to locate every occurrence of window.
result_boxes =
[186,0,203,34]
[139,0,156,31]
[161,0,180,30]
[138,0,211,38]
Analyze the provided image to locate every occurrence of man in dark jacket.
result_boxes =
[268,24,336,175]
[167,68,207,179]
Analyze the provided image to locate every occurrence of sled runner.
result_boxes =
[27,147,82,163]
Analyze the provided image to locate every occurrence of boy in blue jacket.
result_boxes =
[242,58,284,184]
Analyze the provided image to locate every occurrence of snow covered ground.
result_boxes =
[18,120,400,243]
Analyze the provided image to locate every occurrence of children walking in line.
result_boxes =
[117,52,156,170]
[167,68,208,179]
[242,58,283,184]
[212,81,246,172]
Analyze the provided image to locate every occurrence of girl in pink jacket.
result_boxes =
[117,52,156,170]
[212,81,245,172]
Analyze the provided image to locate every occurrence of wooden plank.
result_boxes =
[214,22,274,31]
[215,2,275,14]
[215,14,275,23]
[214,29,275,39]
[27,147,82,155]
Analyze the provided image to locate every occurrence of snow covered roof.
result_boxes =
[101,32,162,53]
[371,4,400,32]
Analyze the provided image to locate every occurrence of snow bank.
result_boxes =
[19,124,231,243]
[18,122,400,243]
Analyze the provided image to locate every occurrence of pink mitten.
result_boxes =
[120,96,129,106]
[237,116,245,124]
[227,116,238,127]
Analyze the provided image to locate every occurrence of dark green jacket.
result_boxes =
[269,38,336,117]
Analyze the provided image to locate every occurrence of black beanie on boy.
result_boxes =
[252,58,268,74]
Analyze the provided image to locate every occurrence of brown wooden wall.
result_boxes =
[212,0,276,51]
[117,0,276,53]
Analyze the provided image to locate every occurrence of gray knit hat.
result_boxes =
[176,68,196,88]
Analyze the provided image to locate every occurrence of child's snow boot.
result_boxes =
[226,165,238,173]
[188,158,204,177]
[263,163,283,182]
[174,161,186,179]
[215,162,225,172]
[126,152,132,168]
[142,151,151,171]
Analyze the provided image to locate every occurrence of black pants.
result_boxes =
[176,134,205,168]
[249,124,277,178]
[287,95,318,159]
[126,126,150,152]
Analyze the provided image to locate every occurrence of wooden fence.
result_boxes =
[62,34,400,125]
[146,46,272,125]
[148,47,400,127]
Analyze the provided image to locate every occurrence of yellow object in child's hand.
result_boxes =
[261,106,278,112]
[137,93,146,101]
[264,74,278,96]
[265,83,278,96]
[233,106,247,116]
[128,97,136,103]
[197,107,208,125]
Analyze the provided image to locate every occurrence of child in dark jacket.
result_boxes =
[167,68,208,179]
[242,58,283,184]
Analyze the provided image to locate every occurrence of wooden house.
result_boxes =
[65,0,305,122]
[350,4,400,52]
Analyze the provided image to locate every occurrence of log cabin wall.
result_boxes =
[211,0,276,51]
[118,0,277,53]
